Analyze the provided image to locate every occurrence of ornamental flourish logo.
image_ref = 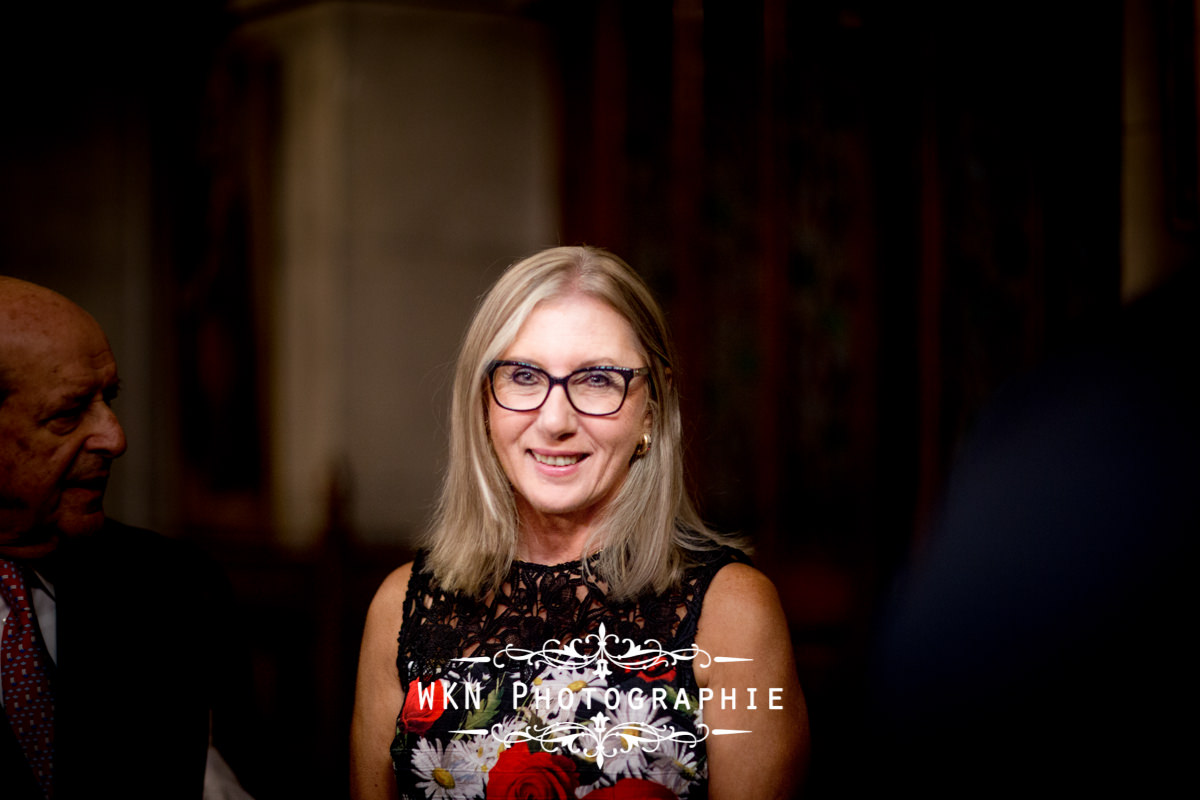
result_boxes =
[413,623,773,767]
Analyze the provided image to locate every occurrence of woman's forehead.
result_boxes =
[500,294,643,365]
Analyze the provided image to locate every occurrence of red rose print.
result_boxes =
[635,657,677,684]
[400,678,446,735]
[486,742,579,799]
[581,778,678,799]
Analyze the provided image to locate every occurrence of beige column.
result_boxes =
[234,2,558,547]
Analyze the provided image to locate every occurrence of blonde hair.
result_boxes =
[425,246,740,599]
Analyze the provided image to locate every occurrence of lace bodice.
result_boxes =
[391,547,743,800]
[397,549,739,689]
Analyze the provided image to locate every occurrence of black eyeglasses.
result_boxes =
[488,360,650,416]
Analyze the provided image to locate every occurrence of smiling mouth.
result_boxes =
[532,452,585,467]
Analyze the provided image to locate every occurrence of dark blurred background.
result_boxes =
[2,0,1194,796]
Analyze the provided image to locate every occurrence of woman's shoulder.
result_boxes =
[696,561,789,649]
[369,558,419,618]
[678,543,751,588]
[706,560,779,603]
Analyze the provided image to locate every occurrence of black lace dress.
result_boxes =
[390,548,744,800]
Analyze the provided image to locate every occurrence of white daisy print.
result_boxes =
[525,666,608,721]
[411,738,483,799]
[649,736,706,796]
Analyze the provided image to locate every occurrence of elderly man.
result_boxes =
[1,277,248,799]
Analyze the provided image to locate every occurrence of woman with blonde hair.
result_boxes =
[352,246,808,800]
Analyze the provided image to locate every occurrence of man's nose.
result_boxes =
[88,402,127,458]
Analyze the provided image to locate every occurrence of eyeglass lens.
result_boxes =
[492,364,630,415]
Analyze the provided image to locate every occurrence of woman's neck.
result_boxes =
[514,503,603,565]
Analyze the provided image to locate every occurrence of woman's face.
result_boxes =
[488,293,650,534]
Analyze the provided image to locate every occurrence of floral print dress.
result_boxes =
[391,548,744,800]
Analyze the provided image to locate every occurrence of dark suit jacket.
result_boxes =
[866,269,1200,795]
[2,520,241,799]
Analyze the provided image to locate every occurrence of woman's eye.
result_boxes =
[576,371,618,390]
[509,368,542,386]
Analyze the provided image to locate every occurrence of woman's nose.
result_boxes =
[536,383,578,438]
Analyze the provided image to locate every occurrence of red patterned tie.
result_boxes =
[1,559,54,799]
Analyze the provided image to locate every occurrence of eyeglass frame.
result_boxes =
[486,360,651,417]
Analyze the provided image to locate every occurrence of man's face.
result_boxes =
[0,310,126,558]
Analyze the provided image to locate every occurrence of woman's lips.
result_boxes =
[531,452,586,467]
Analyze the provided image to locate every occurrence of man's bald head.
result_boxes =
[0,278,100,398]
[1,276,126,558]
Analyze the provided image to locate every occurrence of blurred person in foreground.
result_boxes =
[352,247,809,800]
[0,276,251,800]
[867,266,1200,795]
